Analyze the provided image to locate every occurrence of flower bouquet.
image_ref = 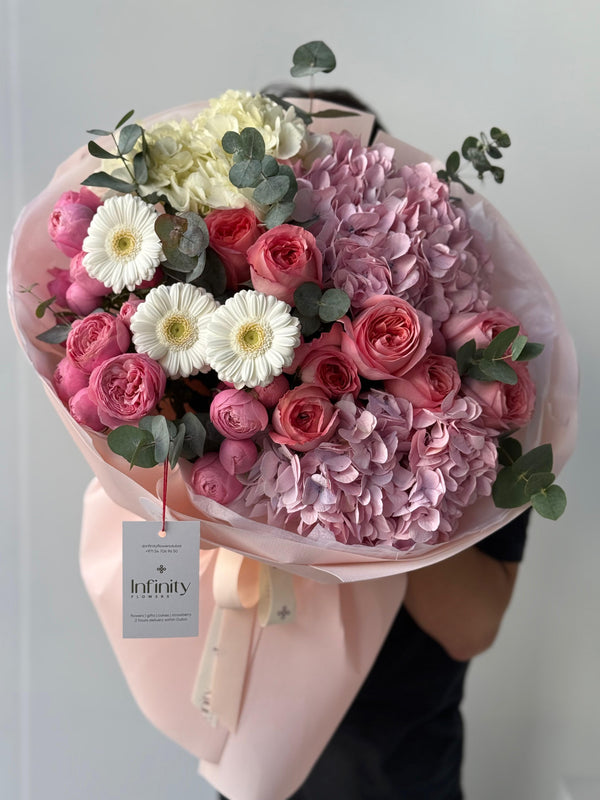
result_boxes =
[8,41,577,800]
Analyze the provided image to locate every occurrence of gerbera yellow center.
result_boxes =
[159,313,198,350]
[233,321,273,357]
[109,228,140,260]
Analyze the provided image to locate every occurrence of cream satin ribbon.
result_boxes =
[191,548,296,732]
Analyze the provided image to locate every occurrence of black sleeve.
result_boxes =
[474,508,531,563]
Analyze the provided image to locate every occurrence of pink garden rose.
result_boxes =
[205,207,262,289]
[294,324,360,399]
[66,312,130,374]
[53,357,89,404]
[88,353,166,429]
[69,251,110,296]
[385,353,461,411]
[189,452,243,503]
[442,307,524,354]
[46,267,72,308]
[68,387,104,431]
[342,295,433,380]
[210,388,268,440]
[65,282,105,316]
[463,361,536,433]
[219,438,258,475]
[270,384,339,452]
[252,374,290,408]
[247,224,323,305]
[47,188,102,257]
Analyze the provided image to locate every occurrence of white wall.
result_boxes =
[2,1,598,798]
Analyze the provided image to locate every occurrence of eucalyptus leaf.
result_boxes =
[133,151,148,184]
[222,130,241,154]
[178,212,209,257]
[240,128,266,161]
[510,334,528,361]
[525,471,556,496]
[483,326,520,360]
[35,324,71,344]
[319,288,351,322]
[277,165,298,202]
[253,175,291,205]
[115,110,135,129]
[118,123,142,155]
[491,166,505,184]
[229,159,262,188]
[446,151,460,175]
[461,136,479,159]
[455,339,476,375]
[261,155,279,178]
[107,426,158,469]
[151,415,170,463]
[181,412,207,457]
[497,436,523,467]
[35,296,56,318]
[465,362,489,382]
[291,40,336,77]
[88,141,119,160]
[168,424,186,469]
[486,145,502,160]
[264,201,294,229]
[81,171,135,193]
[294,282,322,316]
[195,249,227,297]
[87,128,112,137]
[492,465,530,508]
[530,484,567,520]
[478,358,518,384]
[299,314,322,336]
[513,341,545,361]
[162,249,199,274]
[512,444,554,479]
[490,127,511,148]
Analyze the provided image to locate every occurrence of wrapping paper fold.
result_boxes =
[8,102,578,800]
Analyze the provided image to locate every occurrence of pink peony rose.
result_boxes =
[270,384,339,452]
[294,324,360,399]
[442,307,524,354]
[463,361,536,433]
[205,207,262,289]
[53,357,89,404]
[47,267,72,308]
[252,374,290,408]
[69,251,110,296]
[65,282,105,316]
[210,388,268,440]
[119,295,143,327]
[247,224,322,305]
[385,353,461,411]
[219,438,258,475]
[88,353,166,429]
[68,387,104,431]
[341,295,433,380]
[189,452,243,503]
[66,312,130,374]
[47,188,102,257]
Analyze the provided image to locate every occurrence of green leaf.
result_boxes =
[253,175,291,205]
[264,201,294,228]
[490,127,511,148]
[492,465,530,508]
[455,338,477,375]
[88,141,119,160]
[261,155,279,177]
[168,424,186,469]
[115,110,135,129]
[298,314,322,336]
[133,151,148,184]
[310,109,360,118]
[181,412,206,458]
[319,288,351,322]
[86,128,112,137]
[196,249,227,297]
[512,444,554,478]
[486,145,503,160]
[446,151,460,175]
[277,164,298,202]
[484,326,520,360]
[35,296,56,318]
[118,123,142,155]
[35,324,71,344]
[291,40,336,77]
[222,130,242,154]
[455,176,475,194]
[151,415,170,463]
[497,436,523,467]
[81,171,135,193]
[229,159,262,188]
[510,334,528,361]
[437,169,449,183]
[530,484,567,520]
[461,136,480,159]
[107,426,158,469]
[513,341,545,361]
[294,282,322,316]
[478,359,518,384]
[240,128,266,161]
[491,166,505,184]
[155,212,187,248]
[525,471,555,496]
[178,212,209,257]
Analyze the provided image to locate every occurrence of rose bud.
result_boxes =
[219,438,258,475]
[442,307,524,355]
[65,282,105,316]
[68,387,105,431]
[48,188,102,257]
[210,388,268,440]
[252,374,290,408]
[47,267,72,308]
[53,357,89,404]
[69,251,110,296]
[189,452,243,504]
[119,295,143,327]
[464,361,536,434]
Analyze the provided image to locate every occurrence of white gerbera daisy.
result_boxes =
[82,194,163,292]
[206,290,301,389]
[130,283,218,378]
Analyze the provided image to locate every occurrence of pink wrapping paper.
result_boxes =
[8,103,578,800]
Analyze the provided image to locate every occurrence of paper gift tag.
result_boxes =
[122,520,200,639]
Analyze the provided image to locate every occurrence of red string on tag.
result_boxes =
[159,459,168,538]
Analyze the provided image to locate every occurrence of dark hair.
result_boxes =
[260,84,387,145]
